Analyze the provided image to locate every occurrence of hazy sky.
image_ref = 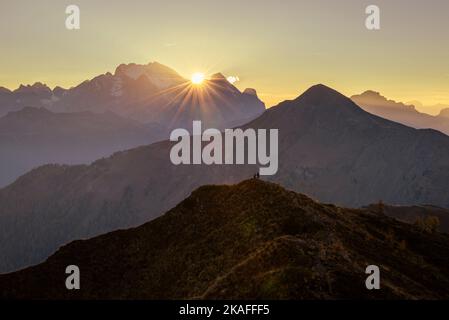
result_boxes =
[1,0,448,113]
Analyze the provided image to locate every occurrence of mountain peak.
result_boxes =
[294,84,359,112]
[210,73,226,80]
[243,88,258,96]
[114,61,186,88]
[298,84,343,100]
[249,84,371,132]
[351,90,418,113]
[31,82,50,89]
[0,87,11,94]
[115,63,145,79]
[361,90,381,96]
[14,82,52,93]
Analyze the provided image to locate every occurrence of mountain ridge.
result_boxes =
[1,84,449,274]
[0,61,265,131]
[351,90,449,136]
[1,179,448,299]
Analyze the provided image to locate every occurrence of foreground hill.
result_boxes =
[1,179,448,299]
[2,84,449,273]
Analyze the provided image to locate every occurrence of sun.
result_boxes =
[191,72,205,85]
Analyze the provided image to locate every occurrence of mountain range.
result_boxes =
[1,84,449,273]
[1,179,448,299]
[352,91,449,136]
[0,62,265,130]
[0,62,265,186]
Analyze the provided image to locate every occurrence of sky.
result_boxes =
[1,0,448,114]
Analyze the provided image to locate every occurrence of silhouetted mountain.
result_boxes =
[0,107,165,187]
[0,62,265,130]
[0,62,264,184]
[1,179,449,299]
[2,84,449,273]
[351,90,449,135]
[247,84,449,206]
[47,62,182,115]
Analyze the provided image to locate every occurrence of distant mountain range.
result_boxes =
[1,179,448,299]
[1,84,449,273]
[0,62,265,186]
[0,62,265,130]
[351,91,449,135]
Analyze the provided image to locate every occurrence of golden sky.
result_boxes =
[1,0,448,114]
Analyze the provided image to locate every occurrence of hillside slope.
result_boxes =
[2,84,449,274]
[0,107,164,187]
[364,203,449,233]
[1,179,449,299]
